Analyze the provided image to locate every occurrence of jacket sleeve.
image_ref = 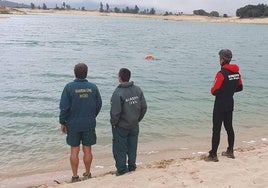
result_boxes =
[138,92,147,122]
[235,74,243,92]
[59,85,70,125]
[211,72,224,96]
[110,92,122,127]
[95,88,102,116]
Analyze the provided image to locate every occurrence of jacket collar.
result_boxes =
[74,78,88,82]
[119,81,134,88]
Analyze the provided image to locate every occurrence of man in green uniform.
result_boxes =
[59,63,102,182]
[110,68,147,176]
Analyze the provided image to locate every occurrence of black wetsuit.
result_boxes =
[210,63,243,156]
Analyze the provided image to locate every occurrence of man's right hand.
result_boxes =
[61,124,67,134]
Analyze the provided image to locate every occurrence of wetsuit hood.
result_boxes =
[222,64,239,73]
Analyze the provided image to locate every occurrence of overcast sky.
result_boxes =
[13,0,268,15]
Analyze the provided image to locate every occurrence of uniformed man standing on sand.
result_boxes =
[110,68,147,175]
[59,63,102,182]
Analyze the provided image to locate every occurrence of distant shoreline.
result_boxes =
[1,7,268,24]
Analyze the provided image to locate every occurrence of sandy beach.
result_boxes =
[0,131,266,188]
[0,130,266,188]
[1,8,268,24]
[23,142,267,188]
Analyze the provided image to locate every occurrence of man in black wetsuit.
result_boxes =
[205,49,243,162]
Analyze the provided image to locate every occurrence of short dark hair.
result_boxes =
[219,49,232,64]
[119,68,131,82]
[74,63,88,79]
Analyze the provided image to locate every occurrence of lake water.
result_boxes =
[0,13,268,187]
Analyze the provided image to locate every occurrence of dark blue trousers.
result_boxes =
[112,126,139,173]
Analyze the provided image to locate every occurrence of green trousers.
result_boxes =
[112,126,139,173]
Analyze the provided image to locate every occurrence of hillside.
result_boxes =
[0,0,30,8]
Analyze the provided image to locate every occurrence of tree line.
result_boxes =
[28,2,268,18]
[193,4,268,18]
[30,2,85,11]
[99,2,155,15]
[236,4,268,18]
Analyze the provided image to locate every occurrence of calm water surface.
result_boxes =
[0,13,268,183]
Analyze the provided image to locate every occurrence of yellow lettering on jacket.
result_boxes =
[75,88,92,93]
[75,88,92,98]
[79,94,88,98]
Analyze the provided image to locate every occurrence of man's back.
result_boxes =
[110,81,147,129]
[60,78,102,132]
[213,63,243,112]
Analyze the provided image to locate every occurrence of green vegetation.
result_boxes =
[236,4,268,18]
[140,8,156,15]
[113,5,155,15]
[30,2,72,10]
[193,9,221,17]
[99,2,155,15]
[193,9,209,16]
[30,2,35,9]
[42,3,47,10]
[99,2,104,12]
[122,5,139,14]
[210,11,219,17]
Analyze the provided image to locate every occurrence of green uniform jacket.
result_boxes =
[59,78,102,132]
[110,81,147,129]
